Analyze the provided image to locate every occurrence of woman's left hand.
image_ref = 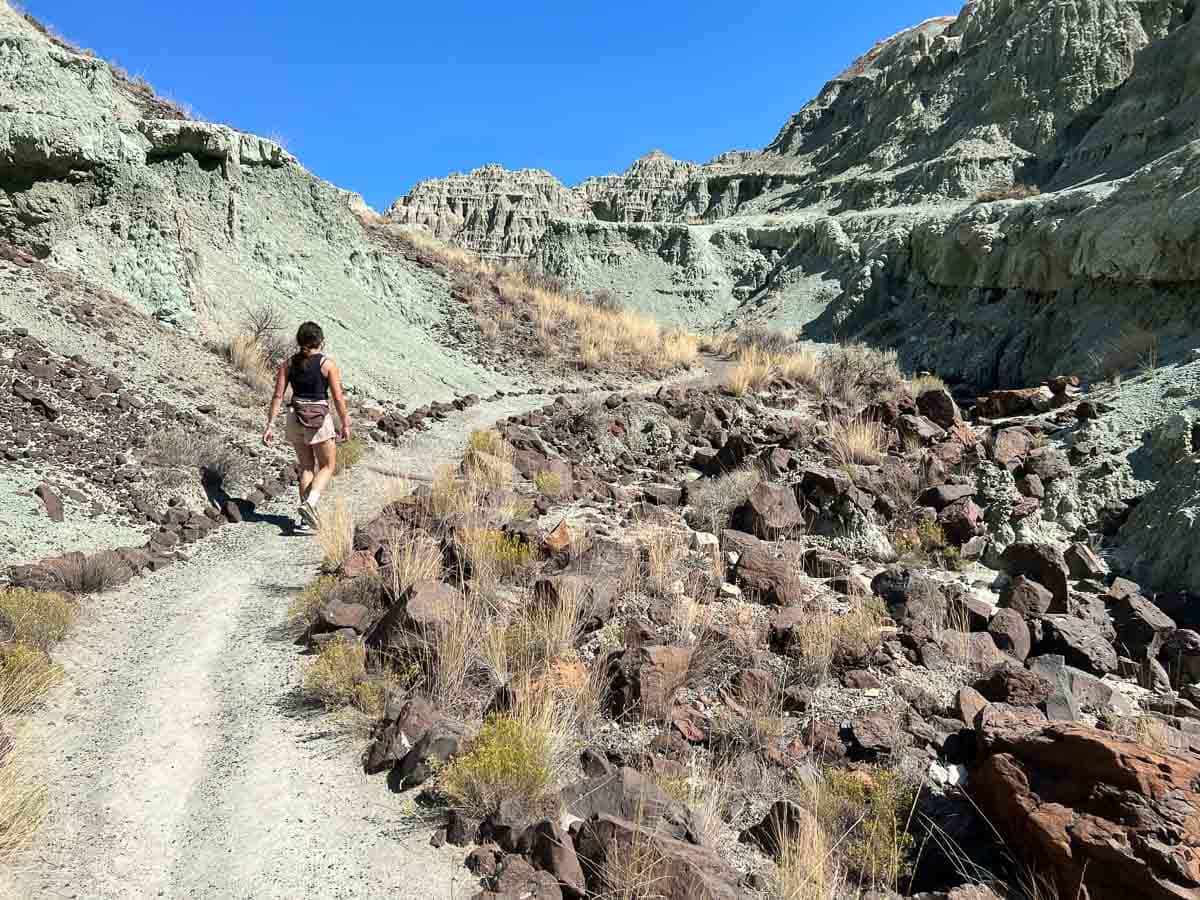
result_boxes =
[339,420,352,443]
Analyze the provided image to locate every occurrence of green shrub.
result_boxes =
[0,589,75,650]
[816,767,917,889]
[439,715,553,817]
[287,575,339,629]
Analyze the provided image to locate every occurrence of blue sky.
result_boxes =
[25,0,957,209]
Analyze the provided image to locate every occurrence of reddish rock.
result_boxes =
[988,608,1032,662]
[1000,576,1054,617]
[991,427,1034,466]
[607,646,691,719]
[938,497,984,545]
[974,660,1051,706]
[917,388,961,429]
[969,722,1200,900]
[735,481,803,539]
[918,483,975,510]
[34,483,64,523]
[976,387,1053,419]
[339,549,380,579]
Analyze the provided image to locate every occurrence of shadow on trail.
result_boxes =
[203,481,302,536]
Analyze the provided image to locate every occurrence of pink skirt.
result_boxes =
[286,402,336,446]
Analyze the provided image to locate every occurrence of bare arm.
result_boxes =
[263,363,287,445]
[326,359,352,441]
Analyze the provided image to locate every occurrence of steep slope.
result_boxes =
[0,1,508,404]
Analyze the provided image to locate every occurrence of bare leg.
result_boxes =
[310,439,337,501]
[294,443,316,503]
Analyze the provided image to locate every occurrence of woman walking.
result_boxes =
[263,321,351,530]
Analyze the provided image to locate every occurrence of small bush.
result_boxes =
[777,349,821,387]
[46,552,125,596]
[975,183,1041,203]
[830,416,887,466]
[815,767,917,890]
[0,589,75,651]
[643,528,685,597]
[735,326,794,355]
[787,599,885,686]
[196,439,244,488]
[461,528,538,579]
[0,643,61,715]
[335,434,366,474]
[588,288,623,312]
[439,715,553,818]
[143,429,196,468]
[316,498,355,572]
[287,575,339,630]
[386,525,443,600]
[686,465,763,534]
[222,333,275,392]
[0,733,48,864]
[534,470,564,497]
[818,344,904,409]
[301,639,386,717]
[893,520,962,571]
[725,346,775,396]
[1091,326,1160,380]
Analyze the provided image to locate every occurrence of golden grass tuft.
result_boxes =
[685,464,763,534]
[335,434,366,474]
[0,589,75,651]
[830,416,887,466]
[386,525,443,601]
[222,333,275,392]
[45,553,126,596]
[908,373,947,396]
[786,598,885,687]
[316,498,355,572]
[725,346,775,395]
[0,726,48,865]
[0,643,62,716]
[776,816,836,900]
[643,528,685,597]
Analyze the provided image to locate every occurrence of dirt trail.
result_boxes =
[4,394,553,900]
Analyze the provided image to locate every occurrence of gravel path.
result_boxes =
[3,393,554,900]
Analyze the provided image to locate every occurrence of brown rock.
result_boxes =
[916,388,961,429]
[339,549,379,579]
[735,482,803,539]
[969,722,1200,900]
[1000,543,1069,611]
[607,646,691,719]
[938,497,984,545]
[974,661,1052,706]
[34,483,64,522]
[956,685,990,726]
[988,608,1032,662]
[976,387,1053,419]
[543,520,573,555]
[991,427,1034,466]
[1000,576,1054,617]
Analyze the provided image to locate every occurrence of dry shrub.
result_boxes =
[386,525,443,600]
[893,520,962,572]
[0,644,61,715]
[46,553,125,596]
[686,465,763,534]
[145,431,243,487]
[0,589,75,651]
[287,575,339,630]
[817,344,904,409]
[777,349,821,387]
[975,183,1041,203]
[439,714,554,818]
[335,435,366,474]
[301,638,389,717]
[462,430,515,491]
[196,439,244,488]
[534,470,565,497]
[316,498,355,571]
[1092,326,1160,380]
[222,333,275,392]
[143,429,196,468]
[643,528,685,596]
[0,726,48,864]
[830,416,887,466]
[813,767,917,891]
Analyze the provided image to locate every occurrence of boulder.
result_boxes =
[987,608,1032,662]
[991,427,1034,466]
[366,580,461,651]
[1000,543,1070,611]
[575,815,739,900]
[606,646,691,719]
[969,722,1200,900]
[1038,616,1119,675]
[938,497,984,545]
[1161,629,1200,687]
[560,767,698,843]
[364,695,439,774]
[732,543,813,606]
[1111,595,1176,659]
[973,661,1052,707]
[392,718,467,790]
[917,388,961,429]
[34,483,64,523]
[1024,446,1070,482]
[739,800,818,857]
[527,820,585,898]
[975,387,1053,419]
[473,855,562,900]
[1064,542,1107,580]
[999,576,1054,617]
[734,482,803,539]
[918,483,975,511]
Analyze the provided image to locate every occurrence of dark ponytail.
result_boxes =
[290,321,324,378]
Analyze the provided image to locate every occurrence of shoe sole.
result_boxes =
[299,505,321,530]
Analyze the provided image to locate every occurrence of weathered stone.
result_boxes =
[735,481,803,539]
[606,646,691,719]
[999,575,1054,617]
[987,608,1031,662]
[916,388,961,429]
[1064,542,1107,580]
[974,660,1052,707]
[1038,615,1119,675]
[1000,543,1070,611]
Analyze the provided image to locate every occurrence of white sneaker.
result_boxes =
[298,502,321,530]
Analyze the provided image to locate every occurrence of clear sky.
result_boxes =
[24,0,957,210]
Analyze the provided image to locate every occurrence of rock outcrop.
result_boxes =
[386,165,591,259]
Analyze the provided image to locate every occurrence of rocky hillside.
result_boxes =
[393,0,1200,391]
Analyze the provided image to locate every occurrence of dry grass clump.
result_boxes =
[0,644,61,715]
[776,816,837,900]
[46,552,125,596]
[705,326,794,357]
[0,729,48,864]
[975,183,1041,203]
[316,498,355,572]
[787,598,885,686]
[892,520,963,572]
[686,465,763,534]
[462,430,516,491]
[534,470,565,497]
[386,525,443,600]
[643,528,686,596]
[221,333,275,392]
[908,373,947,396]
[0,589,75,651]
[830,416,887,466]
[812,768,917,891]
[725,346,776,396]
[145,431,244,488]
[301,638,389,717]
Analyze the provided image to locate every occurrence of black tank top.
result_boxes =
[289,353,329,402]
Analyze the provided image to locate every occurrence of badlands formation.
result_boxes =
[0,2,1199,900]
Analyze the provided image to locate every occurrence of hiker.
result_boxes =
[263,321,351,530]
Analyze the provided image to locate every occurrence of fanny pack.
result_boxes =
[292,401,329,429]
